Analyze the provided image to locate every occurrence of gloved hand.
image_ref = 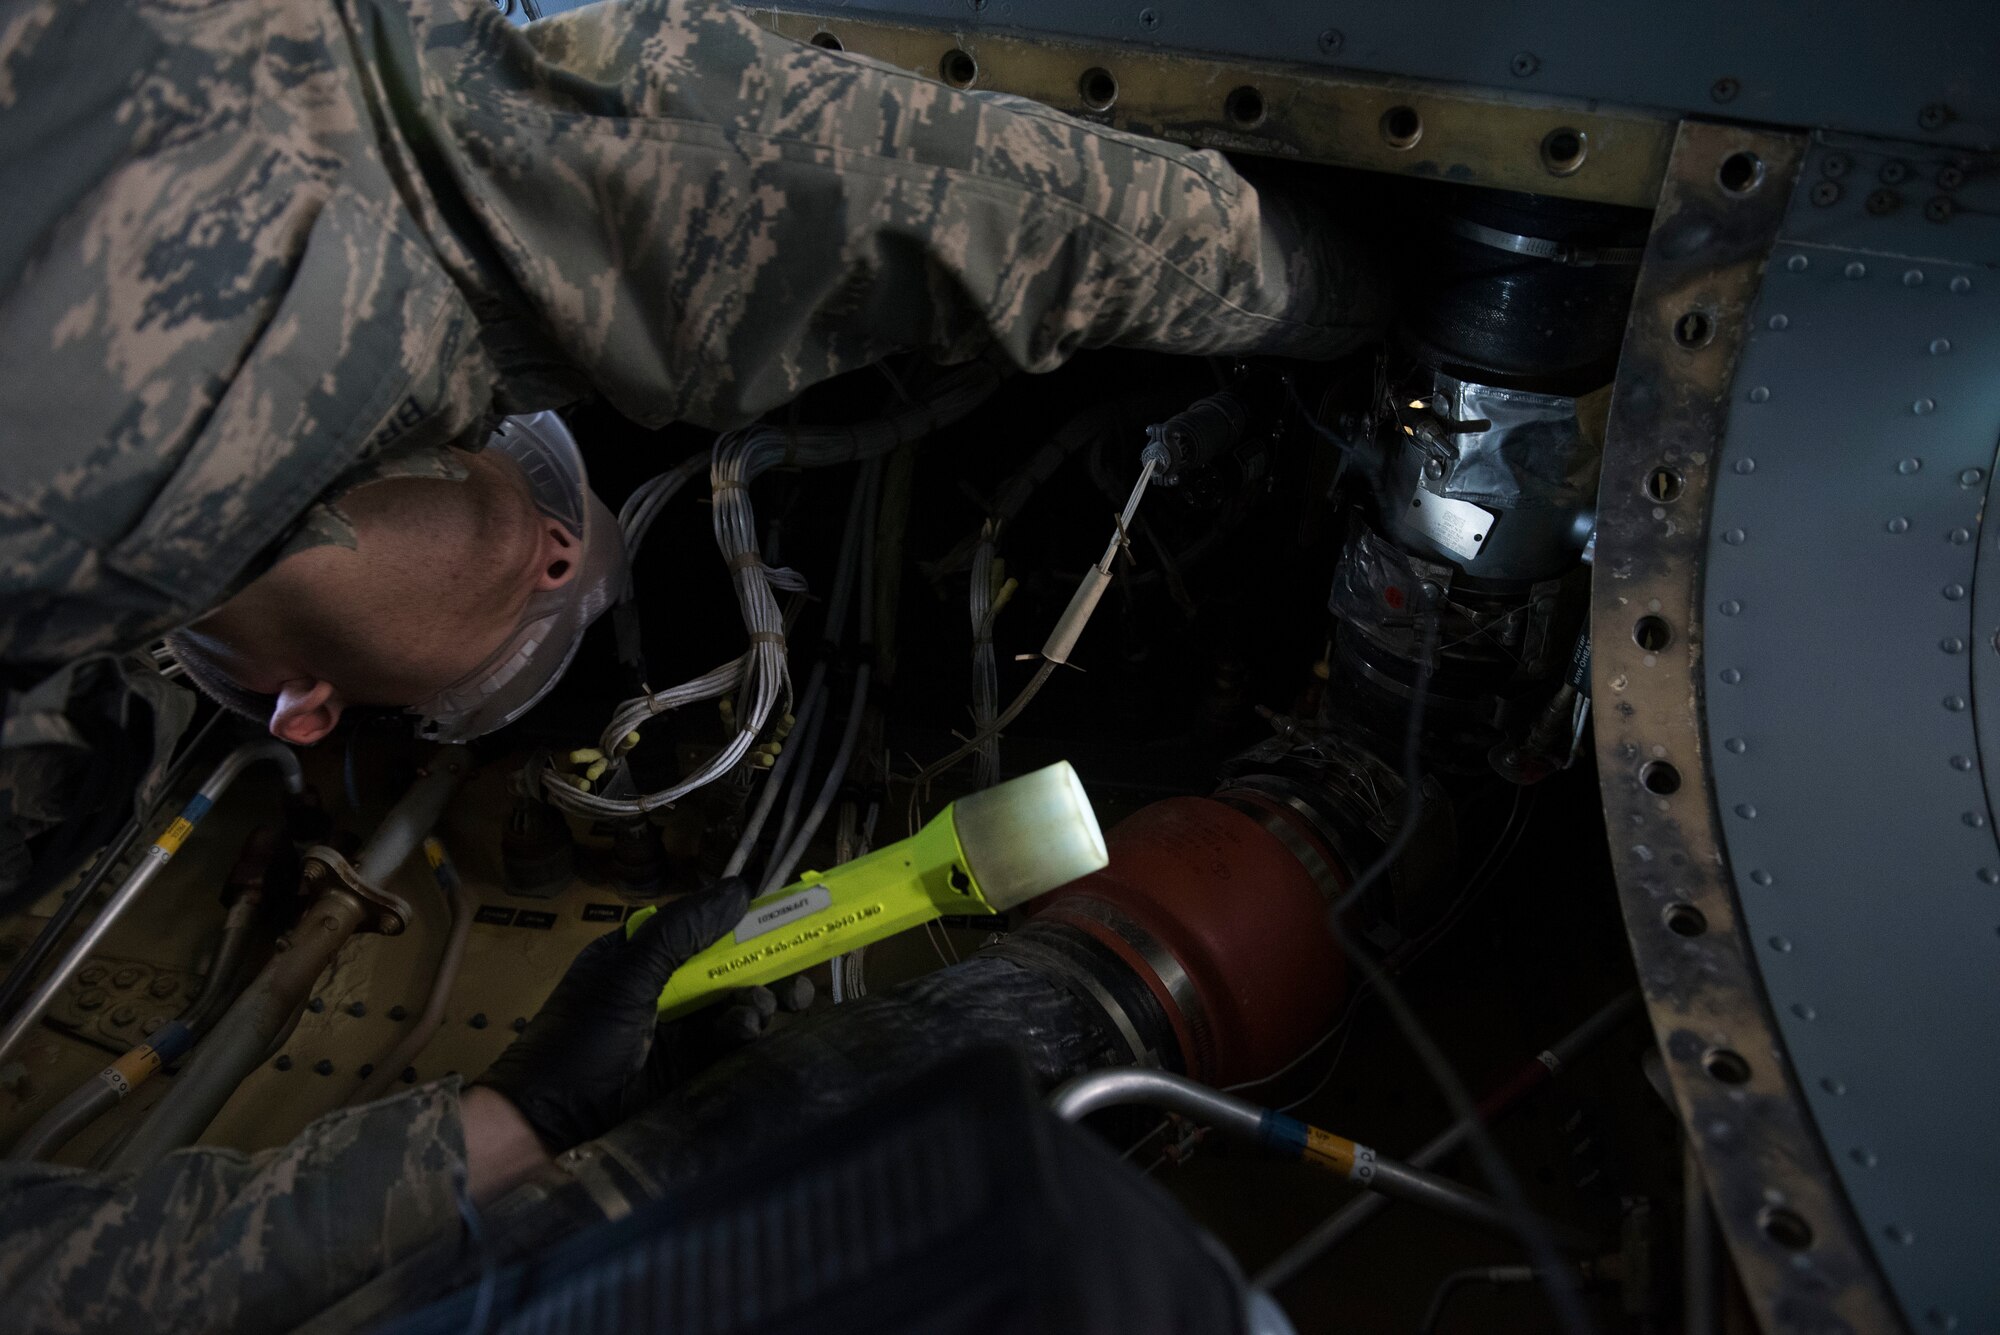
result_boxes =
[475,877,750,1151]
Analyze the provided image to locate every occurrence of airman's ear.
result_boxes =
[535,519,580,592]
[270,678,344,746]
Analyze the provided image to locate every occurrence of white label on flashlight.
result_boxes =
[734,886,832,944]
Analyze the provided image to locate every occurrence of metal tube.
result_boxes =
[0,740,304,1067]
[105,749,467,1172]
[1255,989,1637,1291]
[1050,1068,1594,1251]
[346,840,474,1106]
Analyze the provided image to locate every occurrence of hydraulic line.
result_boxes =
[5,1021,196,1161]
[1254,990,1639,1290]
[0,739,305,1067]
[0,710,227,1024]
[107,748,468,1172]
[1050,1068,1596,1252]
[348,838,472,1106]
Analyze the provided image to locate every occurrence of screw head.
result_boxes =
[313,1058,334,1076]
[1918,102,1952,131]
[76,988,106,1011]
[1866,188,1901,216]
[1511,51,1540,77]
[1137,7,1159,30]
[1925,196,1955,224]
[1937,165,1965,191]
[1317,27,1344,55]
[1810,181,1843,207]
[1820,154,1850,179]
[148,976,177,998]
[1879,160,1910,185]
[78,964,105,985]
[1710,76,1739,103]
[274,1054,293,1071]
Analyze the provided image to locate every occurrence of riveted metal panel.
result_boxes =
[1704,132,2000,1332]
[740,1,2000,151]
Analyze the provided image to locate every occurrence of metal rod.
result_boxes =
[1050,1067,1595,1252]
[346,839,472,1106]
[0,740,304,1067]
[1254,990,1638,1291]
[104,748,467,1173]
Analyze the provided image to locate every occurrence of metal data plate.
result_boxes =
[1703,133,2000,1332]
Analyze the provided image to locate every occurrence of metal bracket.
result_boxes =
[301,845,415,937]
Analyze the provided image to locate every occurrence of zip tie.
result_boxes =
[748,631,786,647]
[727,551,765,571]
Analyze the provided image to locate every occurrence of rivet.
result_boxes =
[1964,811,1986,828]
[1931,338,1952,355]
[1719,598,1743,615]
[1720,667,1743,685]
[1897,457,1922,475]
[1950,754,1975,770]
[1941,636,1966,653]
[313,1058,334,1076]
[1844,261,1867,279]
[1735,802,1758,819]
[273,1054,292,1071]
[469,1013,489,1030]
[1944,584,1967,601]
[1887,517,1910,533]
[1929,1309,1959,1332]
[1886,1223,1915,1245]
[1945,695,1968,711]
[1950,527,1972,544]
[1960,467,1982,486]
[306,997,324,1014]
[1725,737,1748,754]
[1949,275,1971,294]
[1904,269,1925,287]
[1822,1076,1846,1094]
[1734,458,1757,475]
[1768,314,1789,330]
[1723,528,1746,545]
[1747,386,1770,403]
[1979,868,2000,885]
[1852,1147,1879,1167]
[1787,254,1809,273]
[1750,869,1774,886]
[1914,398,1936,415]
[1792,1002,1816,1020]
[1769,935,1792,952]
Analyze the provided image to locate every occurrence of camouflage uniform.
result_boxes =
[0,1077,466,1334]
[0,0,1375,1319]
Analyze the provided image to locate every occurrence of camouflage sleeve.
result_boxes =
[362,0,1383,431]
[0,1078,468,1335]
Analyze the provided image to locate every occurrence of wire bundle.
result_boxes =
[544,364,999,818]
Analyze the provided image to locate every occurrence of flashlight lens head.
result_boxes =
[951,762,1109,911]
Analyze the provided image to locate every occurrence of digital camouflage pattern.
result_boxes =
[0,0,1374,1314]
[0,0,1373,678]
[0,1077,466,1335]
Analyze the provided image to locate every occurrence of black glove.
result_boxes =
[476,877,750,1150]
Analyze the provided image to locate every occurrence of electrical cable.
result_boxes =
[721,666,826,881]
[1307,613,1600,1335]
[547,365,998,820]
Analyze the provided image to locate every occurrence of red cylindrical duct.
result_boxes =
[1035,796,1348,1087]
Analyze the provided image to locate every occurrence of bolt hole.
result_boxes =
[939,48,978,88]
[1718,151,1766,195]
[1674,309,1715,348]
[809,30,844,51]
[1224,85,1266,127]
[1640,760,1681,795]
[1759,1206,1814,1250]
[1380,105,1422,150]
[1633,616,1672,652]
[1703,1047,1752,1084]
[1540,127,1587,176]
[1078,66,1118,111]
[1645,467,1684,502]
[1664,903,1708,937]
